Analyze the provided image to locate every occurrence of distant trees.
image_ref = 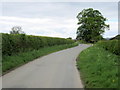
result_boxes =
[67,37,72,40]
[76,8,109,43]
[10,26,25,34]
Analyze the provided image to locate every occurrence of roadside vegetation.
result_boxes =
[97,40,119,55]
[2,33,77,74]
[2,33,74,56]
[77,40,119,88]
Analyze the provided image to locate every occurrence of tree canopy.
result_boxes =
[76,8,109,43]
[10,26,25,34]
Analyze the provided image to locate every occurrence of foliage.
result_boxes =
[76,8,109,43]
[96,40,120,55]
[2,33,75,56]
[77,45,118,88]
[10,26,25,34]
[2,43,78,73]
[67,37,72,40]
[78,40,88,44]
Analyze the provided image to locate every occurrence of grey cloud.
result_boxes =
[0,2,118,38]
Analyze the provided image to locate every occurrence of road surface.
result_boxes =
[2,44,91,88]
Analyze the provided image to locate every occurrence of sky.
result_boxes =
[0,1,118,39]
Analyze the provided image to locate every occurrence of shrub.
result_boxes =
[96,40,119,55]
[2,33,75,56]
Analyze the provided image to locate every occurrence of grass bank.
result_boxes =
[2,43,78,74]
[77,44,118,88]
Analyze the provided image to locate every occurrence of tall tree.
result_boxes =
[76,8,109,43]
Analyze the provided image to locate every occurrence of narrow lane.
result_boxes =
[2,44,91,88]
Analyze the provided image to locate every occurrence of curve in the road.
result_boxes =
[2,44,91,88]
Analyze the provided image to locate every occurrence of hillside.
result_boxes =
[110,35,120,40]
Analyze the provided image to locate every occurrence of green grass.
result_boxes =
[2,43,78,74]
[77,44,118,88]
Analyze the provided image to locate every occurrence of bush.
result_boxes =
[96,40,120,55]
[2,33,75,56]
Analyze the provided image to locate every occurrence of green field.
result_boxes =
[77,42,118,88]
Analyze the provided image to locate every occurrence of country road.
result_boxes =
[2,44,91,88]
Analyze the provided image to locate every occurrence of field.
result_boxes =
[77,40,119,88]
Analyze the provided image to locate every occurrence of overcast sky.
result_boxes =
[0,2,118,39]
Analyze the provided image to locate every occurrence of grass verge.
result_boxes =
[2,43,78,74]
[77,44,118,88]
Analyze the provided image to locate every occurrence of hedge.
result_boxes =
[2,33,75,56]
[96,40,120,55]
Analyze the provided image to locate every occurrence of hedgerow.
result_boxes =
[96,40,119,55]
[2,43,78,73]
[2,33,75,56]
